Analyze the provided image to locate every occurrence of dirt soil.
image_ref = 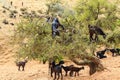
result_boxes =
[0,0,120,80]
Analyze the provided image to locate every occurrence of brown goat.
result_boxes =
[69,66,84,77]
[62,65,74,76]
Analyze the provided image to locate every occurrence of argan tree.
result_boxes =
[13,0,120,75]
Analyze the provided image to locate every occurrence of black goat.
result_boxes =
[88,24,106,42]
[50,60,64,80]
[116,48,120,55]
[62,65,74,76]
[69,66,84,77]
[96,49,107,59]
[16,59,28,71]
[107,48,120,56]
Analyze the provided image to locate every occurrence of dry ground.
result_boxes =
[0,0,120,80]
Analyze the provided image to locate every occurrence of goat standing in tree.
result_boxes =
[88,24,106,42]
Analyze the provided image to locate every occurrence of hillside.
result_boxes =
[0,0,120,80]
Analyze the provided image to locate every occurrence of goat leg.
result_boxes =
[69,71,73,77]
[57,73,60,80]
[51,68,53,77]
[75,72,76,77]
[77,72,79,76]
[65,71,67,76]
[22,65,24,71]
[54,72,56,80]
[61,71,63,80]
[18,66,20,71]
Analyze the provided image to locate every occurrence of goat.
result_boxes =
[116,48,120,55]
[3,19,9,24]
[2,10,6,13]
[62,65,74,76]
[10,23,14,26]
[88,24,106,42]
[69,66,84,77]
[16,59,28,71]
[107,48,120,56]
[96,49,107,59]
[50,60,64,80]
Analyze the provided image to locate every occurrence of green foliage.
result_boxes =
[14,0,120,64]
[46,0,64,16]
[74,0,120,48]
[14,18,51,59]
[75,0,119,30]
[107,27,120,44]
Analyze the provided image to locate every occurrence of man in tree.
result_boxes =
[52,17,64,38]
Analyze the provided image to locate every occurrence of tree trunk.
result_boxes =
[70,56,105,75]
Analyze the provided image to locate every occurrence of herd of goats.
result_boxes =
[1,1,120,80]
[15,58,85,80]
[15,45,120,80]
[15,47,120,80]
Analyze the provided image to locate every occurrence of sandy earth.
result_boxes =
[0,0,120,80]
